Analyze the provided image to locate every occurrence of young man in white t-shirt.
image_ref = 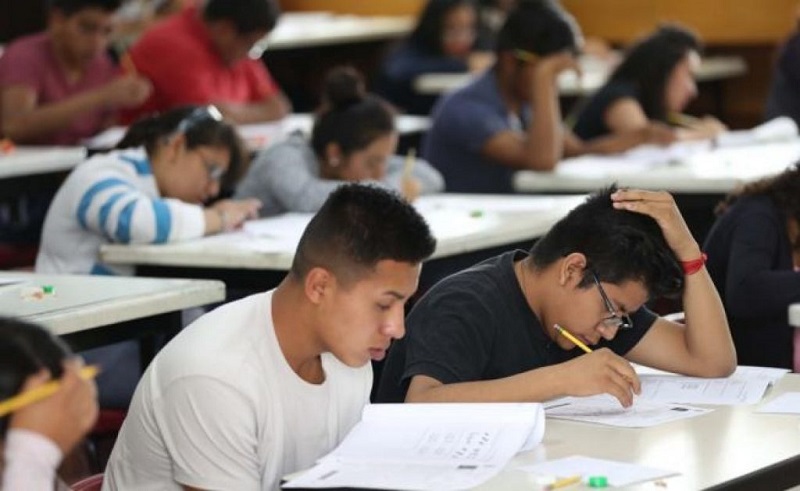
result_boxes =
[103,184,437,491]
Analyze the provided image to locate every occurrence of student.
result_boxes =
[123,0,291,124]
[765,29,800,128]
[377,187,736,405]
[36,105,261,408]
[104,184,436,490]
[572,25,726,143]
[0,317,98,491]
[703,166,800,370]
[422,0,666,194]
[376,0,493,115]
[235,67,445,216]
[0,0,152,145]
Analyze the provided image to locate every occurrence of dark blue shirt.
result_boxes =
[422,69,530,193]
[572,80,640,140]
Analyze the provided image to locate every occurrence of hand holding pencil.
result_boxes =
[554,324,640,407]
[401,148,421,203]
[6,361,99,454]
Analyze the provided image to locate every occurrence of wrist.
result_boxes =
[681,253,707,276]
[217,208,231,233]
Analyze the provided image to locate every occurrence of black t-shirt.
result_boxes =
[572,80,640,140]
[376,251,657,403]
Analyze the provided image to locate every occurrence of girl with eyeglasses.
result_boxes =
[35,105,261,408]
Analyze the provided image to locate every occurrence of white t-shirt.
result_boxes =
[103,290,372,491]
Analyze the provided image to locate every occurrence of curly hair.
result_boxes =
[716,163,800,232]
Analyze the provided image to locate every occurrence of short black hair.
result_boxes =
[495,0,580,56]
[311,66,395,159]
[530,186,683,298]
[117,105,247,192]
[202,0,281,34]
[49,0,122,15]
[409,0,478,56]
[608,24,702,122]
[0,317,72,438]
[291,184,436,285]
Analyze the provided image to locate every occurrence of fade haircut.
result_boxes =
[291,184,436,286]
[530,186,684,298]
[202,0,281,34]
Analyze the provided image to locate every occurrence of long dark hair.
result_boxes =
[0,318,72,438]
[716,164,800,238]
[409,0,478,55]
[311,67,395,160]
[608,24,701,121]
[116,105,247,192]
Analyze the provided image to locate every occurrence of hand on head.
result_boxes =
[9,359,98,455]
[610,189,701,261]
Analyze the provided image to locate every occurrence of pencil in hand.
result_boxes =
[667,112,701,129]
[554,324,593,354]
[0,365,100,417]
[403,147,417,179]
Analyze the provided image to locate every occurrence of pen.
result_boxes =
[554,324,592,354]
[403,147,416,179]
[546,475,582,490]
[667,112,701,129]
[0,365,100,417]
[120,52,137,75]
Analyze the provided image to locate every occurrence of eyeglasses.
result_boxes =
[514,49,538,64]
[198,154,225,183]
[591,271,634,330]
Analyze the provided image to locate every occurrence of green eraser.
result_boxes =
[588,475,608,488]
[42,285,55,294]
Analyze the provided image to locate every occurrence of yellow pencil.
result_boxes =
[667,112,701,129]
[0,365,100,417]
[554,324,593,354]
[546,475,582,490]
[120,52,137,75]
[403,147,417,179]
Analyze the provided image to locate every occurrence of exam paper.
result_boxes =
[519,455,677,487]
[757,392,800,414]
[544,394,710,428]
[637,365,786,405]
[283,403,545,491]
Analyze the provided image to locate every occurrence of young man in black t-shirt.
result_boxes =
[377,187,736,406]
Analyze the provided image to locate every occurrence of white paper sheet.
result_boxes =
[757,392,800,414]
[283,403,545,491]
[544,394,711,427]
[519,455,678,487]
[637,365,786,405]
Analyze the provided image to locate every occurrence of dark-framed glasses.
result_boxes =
[591,271,633,330]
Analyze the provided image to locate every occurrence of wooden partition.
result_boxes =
[561,0,797,45]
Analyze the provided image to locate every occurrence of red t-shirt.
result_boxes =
[0,32,117,145]
[124,6,279,122]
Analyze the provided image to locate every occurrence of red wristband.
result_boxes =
[681,253,707,275]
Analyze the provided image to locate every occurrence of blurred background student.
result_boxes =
[764,22,800,128]
[572,24,726,144]
[376,0,494,115]
[235,67,444,216]
[0,317,98,491]
[122,0,291,124]
[36,105,261,408]
[704,165,800,370]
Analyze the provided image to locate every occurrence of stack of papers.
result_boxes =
[544,394,710,428]
[284,403,545,491]
[520,456,677,488]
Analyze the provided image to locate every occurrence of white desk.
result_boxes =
[100,194,586,271]
[256,12,413,52]
[476,374,800,490]
[0,273,224,349]
[83,114,430,152]
[414,55,748,97]
[514,140,800,195]
[0,146,86,179]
